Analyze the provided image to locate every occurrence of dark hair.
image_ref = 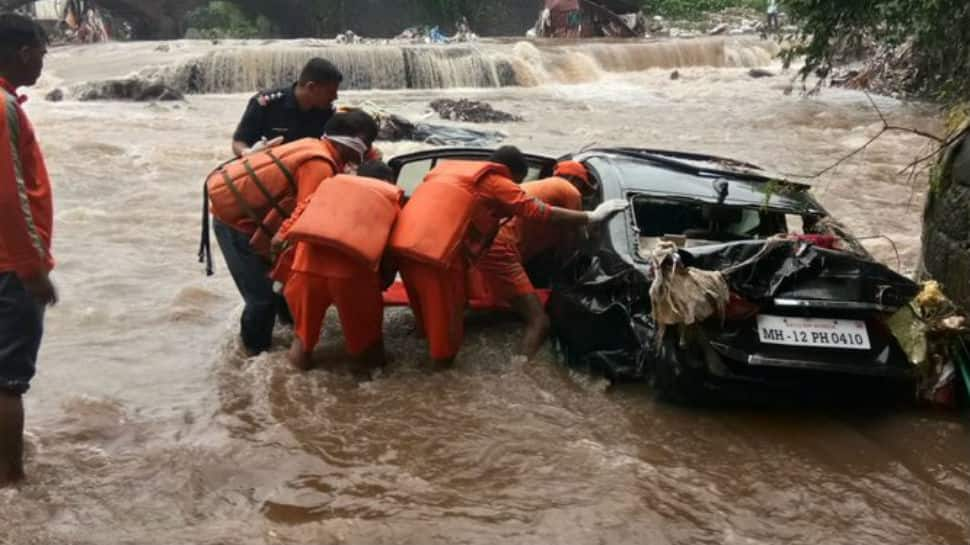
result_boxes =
[325,110,379,145]
[299,58,343,85]
[489,146,528,181]
[358,160,394,182]
[347,110,379,145]
[0,13,47,56]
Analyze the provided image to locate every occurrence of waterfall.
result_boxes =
[71,37,781,98]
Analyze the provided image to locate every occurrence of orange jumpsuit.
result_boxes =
[283,245,384,356]
[398,172,551,360]
[476,177,584,303]
[277,192,389,357]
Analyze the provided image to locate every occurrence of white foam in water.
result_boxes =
[131,37,780,94]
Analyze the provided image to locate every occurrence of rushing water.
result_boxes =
[0,38,966,545]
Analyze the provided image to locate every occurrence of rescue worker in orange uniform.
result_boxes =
[206,111,379,355]
[277,161,402,374]
[476,161,598,360]
[0,13,56,487]
[389,146,629,367]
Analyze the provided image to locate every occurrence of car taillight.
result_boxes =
[724,292,760,321]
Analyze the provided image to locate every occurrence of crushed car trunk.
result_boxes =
[680,239,920,309]
[548,242,920,385]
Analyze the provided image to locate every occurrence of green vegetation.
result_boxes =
[640,0,765,19]
[781,0,970,101]
[184,0,275,39]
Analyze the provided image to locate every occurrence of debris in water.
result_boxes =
[381,112,505,146]
[748,68,775,79]
[45,88,64,102]
[136,84,185,102]
[394,22,478,44]
[335,30,362,44]
[430,99,523,123]
[709,23,729,35]
[74,78,185,102]
[342,102,506,146]
[670,70,680,80]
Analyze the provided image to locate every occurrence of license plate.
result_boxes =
[757,315,871,350]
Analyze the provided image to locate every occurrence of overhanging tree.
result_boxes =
[781,0,970,101]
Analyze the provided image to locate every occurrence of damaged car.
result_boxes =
[385,147,921,403]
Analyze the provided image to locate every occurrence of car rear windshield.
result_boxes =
[633,197,787,242]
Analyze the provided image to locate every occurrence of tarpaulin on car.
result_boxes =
[679,240,920,307]
[547,251,658,380]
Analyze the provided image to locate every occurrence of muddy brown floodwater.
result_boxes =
[0,37,966,545]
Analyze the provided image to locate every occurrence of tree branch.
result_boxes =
[865,91,944,143]
[898,124,970,176]
[865,91,888,125]
[784,127,889,179]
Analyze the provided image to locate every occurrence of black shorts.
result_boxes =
[0,272,45,395]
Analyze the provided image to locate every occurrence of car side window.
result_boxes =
[525,166,543,182]
[397,159,434,195]
[393,153,555,196]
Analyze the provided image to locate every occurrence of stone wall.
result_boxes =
[921,128,970,309]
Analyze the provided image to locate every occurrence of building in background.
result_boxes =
[534,0,644,39]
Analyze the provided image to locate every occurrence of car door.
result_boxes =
[387,148,558,196]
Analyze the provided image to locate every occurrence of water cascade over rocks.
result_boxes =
[66,37,779,99]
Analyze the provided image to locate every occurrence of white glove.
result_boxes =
[587,199,630,224]
[244,136,284,156]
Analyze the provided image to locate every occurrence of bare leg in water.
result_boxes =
[0,392,25,486]
[510,292,552,361]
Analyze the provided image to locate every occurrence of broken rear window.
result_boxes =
[632,197,790,254]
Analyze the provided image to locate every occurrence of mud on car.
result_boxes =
[388,147,920,403]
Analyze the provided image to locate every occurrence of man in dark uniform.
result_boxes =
[231,57,343,157]
[217,57,343,355]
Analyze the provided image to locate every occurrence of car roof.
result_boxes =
[387,148,556,170]
[575,148,825,215]
[386,146,825,216]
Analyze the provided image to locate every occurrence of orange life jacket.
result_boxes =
[206,138,337,237]
[285,175,404,272]
[388,160,512,268]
